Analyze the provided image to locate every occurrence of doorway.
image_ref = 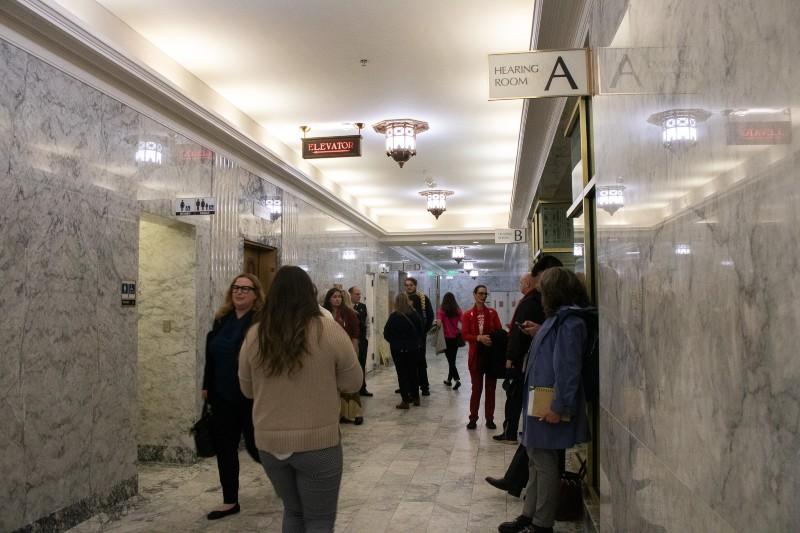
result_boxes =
[243,241,278,294]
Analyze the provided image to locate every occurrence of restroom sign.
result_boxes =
[175,197,216,216]
[495,229,527,244]
[488,49,591,100]
[121,281,136,306]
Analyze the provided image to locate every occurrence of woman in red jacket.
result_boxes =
[462,284,503,429]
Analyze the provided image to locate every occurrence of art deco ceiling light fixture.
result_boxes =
[597,178,626,215]
[373,118,429,167]
[463,261,475,271]
[469,270,480,278]
[135,140,164,165]
[418,180,454,220]
[451,246,465,264]
[647,109,711,148]
[265,196,282,221]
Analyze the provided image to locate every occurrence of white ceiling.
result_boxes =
[82,0,534,234]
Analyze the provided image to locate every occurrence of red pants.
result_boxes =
[468,353,496,422]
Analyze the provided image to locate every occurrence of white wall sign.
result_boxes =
[488,49,591,100]
[175,197,216,216]
[495,228,527,244]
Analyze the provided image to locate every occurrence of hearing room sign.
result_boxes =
[488,49,591,100]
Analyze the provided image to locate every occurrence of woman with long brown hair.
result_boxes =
[436,291,463,390]
[202,273,265,520]
[323,287,364,425]
[238,266,361,531]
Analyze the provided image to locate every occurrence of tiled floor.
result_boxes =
[70,351,585,532]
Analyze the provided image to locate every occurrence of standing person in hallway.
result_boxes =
[404,277,434,396]
[323,287,364,425]
[239,266,362,532]
[349,286,373,397]
[202,273,265,520]
[462,284,503,429]
[499,267,592,533]
[486,256,564,497]
[383,293,423,409]
[436,292,463,390]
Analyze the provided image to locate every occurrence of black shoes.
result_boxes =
[207,503,240,520]
[443,380,452,387]
[395,388,401,394]
[421,390,431,396]
[354,417,364,425]
[486,420,497,430]
[497,514,531,533]
[486,476,522,498]
[396,402,410,409]
[452,381,461,390]
[467,420,477,429]
[520,526,553,533]
[412,398,421,406]
[493,434,517,444]
[359,389,374,397]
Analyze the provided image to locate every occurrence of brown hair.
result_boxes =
[256,266,322,376]
[214,273,266,320]
[538,267,590,317]
[440,292,460,317]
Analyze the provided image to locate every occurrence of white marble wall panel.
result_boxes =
[592,0,800,530]
[137,215,197,463]
[441,273,520,314]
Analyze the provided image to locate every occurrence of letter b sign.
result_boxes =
[495,228,527,244]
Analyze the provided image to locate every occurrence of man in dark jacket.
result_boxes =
[405,277,434,395]
[494,272,543,443]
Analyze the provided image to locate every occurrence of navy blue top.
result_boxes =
[207,310,253,403]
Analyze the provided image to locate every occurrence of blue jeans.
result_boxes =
[259,444,343,532]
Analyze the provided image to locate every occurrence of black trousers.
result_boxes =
[444,337,460,382]
[504,445,568,494]
[357,337,368,391]
[502,373,524,439]
[392,347,420,402]
[416,344,429,392]
[209,396,259,504]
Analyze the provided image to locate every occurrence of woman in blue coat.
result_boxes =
[504,267,592,533]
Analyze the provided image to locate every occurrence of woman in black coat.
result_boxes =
[383,293,424,409]
[202,273,265,520]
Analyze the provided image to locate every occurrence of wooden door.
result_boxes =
[243,242,278,294]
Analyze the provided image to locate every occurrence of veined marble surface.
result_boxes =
[592,0,800,530]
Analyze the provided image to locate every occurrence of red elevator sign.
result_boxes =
[302,135,362,159]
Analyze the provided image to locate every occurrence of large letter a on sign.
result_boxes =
[545,56,578,91]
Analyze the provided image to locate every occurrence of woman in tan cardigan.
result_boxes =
[239,266,362,531]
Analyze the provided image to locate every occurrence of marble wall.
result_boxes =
[591,0,800,530]
[137,215,197,463]
[0,35,391,532]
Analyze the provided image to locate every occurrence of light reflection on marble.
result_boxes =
[593,0,800,531]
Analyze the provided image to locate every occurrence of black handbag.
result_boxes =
[455,331,466,348]
[556,458,586,521]
[191,401,216,458]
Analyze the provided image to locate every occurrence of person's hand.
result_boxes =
[201,389,208,400]
[540,410,561,424]
[520,320,540,336]
[505,360,513,369]
[478,335,492,346]
[434,319,442,327]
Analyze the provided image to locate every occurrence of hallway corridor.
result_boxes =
[69,354,585,533]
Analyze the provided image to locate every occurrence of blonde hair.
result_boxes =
[214,273,266,320]
[393,293,413,314]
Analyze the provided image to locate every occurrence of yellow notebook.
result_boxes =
[527,386,571,422]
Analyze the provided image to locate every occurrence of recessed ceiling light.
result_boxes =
[421,242,428,244]
[472,241,479,244]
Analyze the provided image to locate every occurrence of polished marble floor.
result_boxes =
[69,351,585,533]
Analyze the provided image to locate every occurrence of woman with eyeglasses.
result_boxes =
[201,273,265,520]
[462,284,502,430]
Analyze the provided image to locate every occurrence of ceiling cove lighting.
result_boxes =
[648,109,711,148]
[135,141,164,165]
[597,180,626,215]
[372,119,429,168]
[469,270,479,278]
[451,246,465,264]
[342,250,356,260]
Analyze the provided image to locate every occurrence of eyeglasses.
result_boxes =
[231,285,255,293]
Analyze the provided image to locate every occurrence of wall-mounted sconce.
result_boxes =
[648,109,711,148]
[135,141,164,165]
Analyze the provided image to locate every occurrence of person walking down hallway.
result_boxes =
[436,292,463,390]
[238,266,362,532]
[383,293,424,409]
[405,277,434,396]
[462,284,502,430]
[202,273,264,520]
[349,286,373,397]
[323,288,364,425]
